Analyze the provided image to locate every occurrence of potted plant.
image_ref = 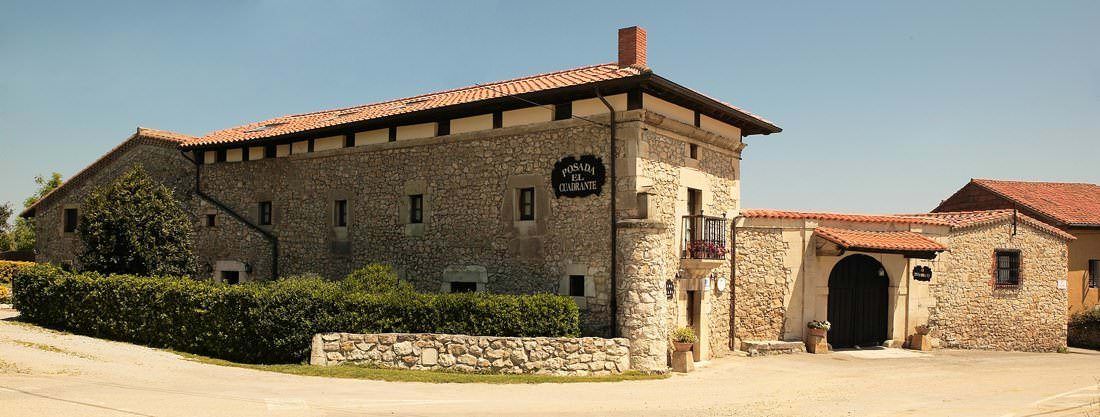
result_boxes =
[805,320,831,353]
[671,327,697,352]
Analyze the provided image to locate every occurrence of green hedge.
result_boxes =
[12,265,580,364]
[0,261,34,284]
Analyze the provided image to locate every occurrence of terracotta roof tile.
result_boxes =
[814,227,948,253]
[739,209,951,226]
[182,63,645,148]
[913,210,1076,241]
[181,63,778,149]
[968,179,1100,227]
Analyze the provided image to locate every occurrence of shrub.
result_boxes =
[0,260,35,284]
[1068,307,1100,350]
[0,285,10,304]
[12,266,580,364]
[77,165,193,276]
[670,327,696,344]
[338,264,414,294]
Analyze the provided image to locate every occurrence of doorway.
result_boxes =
[827,254,888,348]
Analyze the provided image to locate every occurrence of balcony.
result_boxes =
[681,214,729,260]
[679,214,729,281]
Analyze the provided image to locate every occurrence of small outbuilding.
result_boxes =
[734,209,1072,352]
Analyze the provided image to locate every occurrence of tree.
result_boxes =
[9,172,63,252]
[0,202,13,251]
[77,165,193,276]
[24,173,63,209]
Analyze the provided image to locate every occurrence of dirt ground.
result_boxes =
[1,307,1098,417]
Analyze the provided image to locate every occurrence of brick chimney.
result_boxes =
[617,26,647,68]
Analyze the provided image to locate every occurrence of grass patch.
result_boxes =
[175,352,668,384]
[12,340,96,360]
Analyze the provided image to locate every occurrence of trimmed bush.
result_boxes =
[1068,307,1100,349]
[12,265,580,364]
[0,260,34,284]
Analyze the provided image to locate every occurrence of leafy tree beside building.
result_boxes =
[77,165,193,276]
[2,173,62,252]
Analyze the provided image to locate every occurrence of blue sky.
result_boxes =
[2,1,1098,223]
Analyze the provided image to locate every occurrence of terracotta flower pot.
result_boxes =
[808,327,827,338]
[673,342,694,352]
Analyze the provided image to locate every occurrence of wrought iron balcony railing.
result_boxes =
[681,214,728,260]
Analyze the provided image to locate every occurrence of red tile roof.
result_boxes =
[965,179,1100,227]
[181,63,779,149]
[914,210,1076,241]
[739,209,951,226]
[814,226,948,253]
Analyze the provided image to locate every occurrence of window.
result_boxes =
[995,250,1020,286]
[221,270,240,285]
[518,188,535,221]
[63,208,78,233]
[449,282,477,293]
[409,194,423,224]
[1089,259,1099,289]
[568,275,585,297]
[689,143,699,159]
[334,200,348,227]
[205,214,217,227]
[258,202,272,225]
[264,144,276,158]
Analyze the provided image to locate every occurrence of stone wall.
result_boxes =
[927,222,1068,351]
[33,137,194,268]
[310,332,632,375]
[197,117,617,335]
[732,227,793,342]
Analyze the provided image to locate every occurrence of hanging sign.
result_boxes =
[912,265,933,281]
[552,155,606,198]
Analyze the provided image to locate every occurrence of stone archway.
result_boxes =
[827,254,889,348]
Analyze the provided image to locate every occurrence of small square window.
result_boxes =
[258,201,272,225]
[63,208,78,233]
[205,214,217,227]
[1088,259,1099,289]
[568,275,585,297]
[518,188,535,221]
[995,250,1020,286]
[409,194,423,224]
[264,145,276,159]
[689,143,699,160]
[334,200,348,227]
[449,282,477,293]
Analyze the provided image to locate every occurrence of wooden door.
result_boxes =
[827,255,888,348]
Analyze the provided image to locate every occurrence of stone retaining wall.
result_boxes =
[311,332,632,375]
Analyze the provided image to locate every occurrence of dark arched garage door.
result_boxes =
[827,254,889,348]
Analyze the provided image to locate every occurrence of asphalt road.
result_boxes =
[1,307,1098,417]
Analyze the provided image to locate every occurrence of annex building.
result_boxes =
[22,26,1079,371]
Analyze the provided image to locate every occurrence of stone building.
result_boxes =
[20,127,196,269]
[24,26,1076,372]
[734,209,1072,352]
[24,27,782,371]
[934,179,1100,315]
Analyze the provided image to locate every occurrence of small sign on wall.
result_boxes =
[552,155,606,198]
[1057,280,1068,290]
[912,265,933,282]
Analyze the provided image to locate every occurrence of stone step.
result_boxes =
[740,340,806,357]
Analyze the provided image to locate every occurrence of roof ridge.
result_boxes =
[973,178,1100,187]
[272,62,624,121]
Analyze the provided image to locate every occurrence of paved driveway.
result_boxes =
[1,307,1098,417]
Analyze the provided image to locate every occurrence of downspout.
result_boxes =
[180,150,279,279]
[597,89,618,338]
